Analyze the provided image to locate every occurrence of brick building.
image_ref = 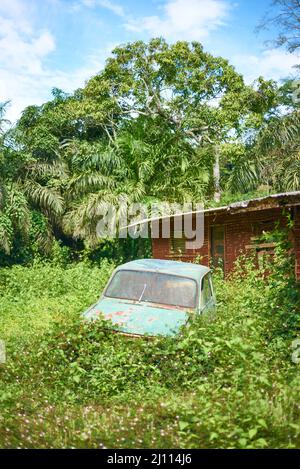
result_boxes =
[150,192,300,280]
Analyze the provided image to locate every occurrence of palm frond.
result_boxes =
[5,184,31,234]
[24,181,64,215]
[283,158,300,191]
[226,160,258,193]
[68,172,117,197]
[25,160,69,180]
[0,213,13,254]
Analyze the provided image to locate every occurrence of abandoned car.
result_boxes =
[82,259,216,337]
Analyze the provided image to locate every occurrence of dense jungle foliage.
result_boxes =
[0,35,300,263]
[0,244,300,448]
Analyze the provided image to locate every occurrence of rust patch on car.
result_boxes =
[114,310,131,316]
[104,312,114,320]
[147,316,158,323]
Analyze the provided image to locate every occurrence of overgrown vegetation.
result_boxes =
[1,0,300,450]
[0,32,299,263]
[0,245,300,449]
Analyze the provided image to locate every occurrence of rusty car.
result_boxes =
[82,259,216,337]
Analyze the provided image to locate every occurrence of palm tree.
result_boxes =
[61,117,210,248]
[0,104,66,255]
[253,111,300,192]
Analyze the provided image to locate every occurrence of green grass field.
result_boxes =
[1,251,300,448]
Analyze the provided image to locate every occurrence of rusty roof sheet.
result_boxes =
[123,191,300,230]
[208,190,300,214]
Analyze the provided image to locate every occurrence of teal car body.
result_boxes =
[82,259,216,337]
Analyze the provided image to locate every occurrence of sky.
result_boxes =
[0,0,299,122]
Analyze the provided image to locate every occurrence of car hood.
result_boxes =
[83,297,190,337]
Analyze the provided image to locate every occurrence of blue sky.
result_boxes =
[0,0,299,122]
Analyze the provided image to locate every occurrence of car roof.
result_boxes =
[114,259,211,282]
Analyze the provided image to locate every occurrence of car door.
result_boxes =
[199,273,216,316]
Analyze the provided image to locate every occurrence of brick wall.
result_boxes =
[152,236,170,260]
[152,207,291,277]
[294,207,300,281]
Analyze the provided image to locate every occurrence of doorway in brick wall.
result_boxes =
[210,225,225,271]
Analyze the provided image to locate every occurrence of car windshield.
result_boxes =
[105,270,197,309]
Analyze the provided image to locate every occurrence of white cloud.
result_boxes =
[125,0,230,41]
[1,60,103,124]
[98,0,125,17]
[232,49,300,84]
[80,0,125,17]
[0,0,103,123]
[0,0,32,34]
[0,23,55,75]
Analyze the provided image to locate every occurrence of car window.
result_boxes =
[201,275,212,307]
[105,270,197,309]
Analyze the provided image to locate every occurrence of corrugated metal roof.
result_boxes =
[123,191,300,229]
[115,259,210,281]
[222,190,300,212]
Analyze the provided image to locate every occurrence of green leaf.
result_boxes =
[248,428,258,439]
[258,419,267,429]
[179,421,190,431]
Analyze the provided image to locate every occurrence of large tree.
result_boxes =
[86,39,276,201]
[12,40,277,251]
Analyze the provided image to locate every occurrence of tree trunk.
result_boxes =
[213,145,221,203]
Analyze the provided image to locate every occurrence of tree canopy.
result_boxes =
[0,37,297,262]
